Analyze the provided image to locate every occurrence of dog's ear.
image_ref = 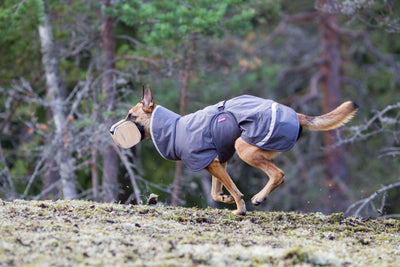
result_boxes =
[141,85,154,112]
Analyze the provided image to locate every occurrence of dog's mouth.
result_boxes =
[109,120,143,149]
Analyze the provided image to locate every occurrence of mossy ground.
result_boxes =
[1,200,399,266]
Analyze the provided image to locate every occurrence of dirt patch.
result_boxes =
[1,200,399,266]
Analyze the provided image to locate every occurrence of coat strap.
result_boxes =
[217,100,227,112]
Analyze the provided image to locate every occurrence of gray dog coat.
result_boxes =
[150,95,300,171]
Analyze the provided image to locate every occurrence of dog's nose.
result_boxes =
[109,125,116,135]
[110,119,126,136]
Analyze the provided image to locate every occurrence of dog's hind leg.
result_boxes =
[235,137,284,206]
[206,158,246,215]
[210,162,235,204]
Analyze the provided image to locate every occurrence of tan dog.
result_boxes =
[110,86,358,215]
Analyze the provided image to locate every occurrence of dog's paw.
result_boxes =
[232,209,246,216]
[221,194,235,204]
[251,195,266,206]
[231,199,246,215]
[212,193,235,204]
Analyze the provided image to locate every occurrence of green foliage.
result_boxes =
[0,0,41,82]
[10,158,28,178]
[75,118,94,130]
[338,0,400,32]
[110,0,266,49]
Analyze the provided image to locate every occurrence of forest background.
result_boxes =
[1,0,399,217]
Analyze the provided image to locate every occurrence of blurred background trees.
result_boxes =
[1,0,399,217]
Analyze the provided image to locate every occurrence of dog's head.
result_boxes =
[109,85,156,148]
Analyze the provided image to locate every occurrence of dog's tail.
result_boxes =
[297,101,359,131]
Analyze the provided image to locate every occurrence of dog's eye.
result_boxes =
[127,113,137,121]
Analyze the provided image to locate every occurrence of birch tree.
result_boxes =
[36,0,77,199]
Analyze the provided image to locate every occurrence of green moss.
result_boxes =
[283,247,310,264]
[1,200,399,266]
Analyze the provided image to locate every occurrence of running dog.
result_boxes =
[110,86,358,215]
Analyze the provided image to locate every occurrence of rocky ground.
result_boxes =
[1,199,399,266]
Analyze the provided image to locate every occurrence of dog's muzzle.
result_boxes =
[109,120,142,149]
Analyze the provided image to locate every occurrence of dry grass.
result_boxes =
[1,199,399,266]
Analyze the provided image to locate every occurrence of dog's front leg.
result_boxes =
[206,158,246,215]
[211,162,235,204]
[211,177,235,204]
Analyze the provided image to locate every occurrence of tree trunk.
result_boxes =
[91,148,99,201]
[171,161,183,206]
[37,0,77,199]
[171,34,196,206]
[101,0,120,202]
[318,0,348,212]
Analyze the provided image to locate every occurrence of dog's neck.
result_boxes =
[141,104,157,140]
[140,120,152,140]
